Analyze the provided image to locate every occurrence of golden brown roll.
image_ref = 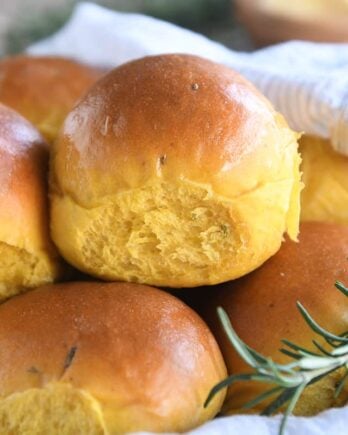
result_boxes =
[300,135,348,223]
[0,281,226,434]
[0,55,102,142]
[50,54,301,288]
[0,103,62,299]
[202,222,348,416]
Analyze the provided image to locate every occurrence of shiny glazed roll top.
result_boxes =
[0,281,226,434]
[50,54,301,287]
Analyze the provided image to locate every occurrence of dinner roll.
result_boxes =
[0,103,61,300]
[202,222,348,416]
[50,54,301,287]
[300,135,348,223]
[0,55,102,142]
[0,281,226,434]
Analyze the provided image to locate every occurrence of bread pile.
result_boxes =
[0,53,346,434]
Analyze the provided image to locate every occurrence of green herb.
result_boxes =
[205,281,348,435]
[220,224,229,237]
[159,155,167,165]
[63,346,77,371]
[27,366,40,374]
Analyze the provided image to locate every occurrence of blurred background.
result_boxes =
[0,0,347,56]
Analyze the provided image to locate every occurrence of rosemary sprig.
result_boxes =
[205,281,348,435]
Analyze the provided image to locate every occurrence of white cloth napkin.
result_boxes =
[27,2,348,155]
[26,3,348,434]
[136,406,348,435]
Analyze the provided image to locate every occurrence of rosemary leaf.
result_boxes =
[297,302,348,344]
[267,358,283,379]
[297,356,337,370]
[279,384,306,435]
[261,387,298,416]
[218,307,259,368]
[334,367,348,398]
[307,365,346,386]
[312,340,332,356]
[245,344,270,365]
[335,281,348,297]
[331,344,348,357]
[325,338,343,348]
[280,348,302,360]
[242,386,284,410]
[281,339,320,357]
[204,373,255,408]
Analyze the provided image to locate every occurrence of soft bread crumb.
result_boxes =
[0,242,59,301]
[52,175,300,287]
[0,383,106,435]
[286,147,302,241]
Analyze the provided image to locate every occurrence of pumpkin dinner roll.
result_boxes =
[202,222,348,416]
[0,281,226,434]
[51,54,302,287]
[300,135,348,223]
[0,103,61,300]
[0,55,102,143]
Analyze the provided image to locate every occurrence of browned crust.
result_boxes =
[0,55,102,141]
[0,281,226,430]
[200,222,348,412]
[51,54,291,204]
